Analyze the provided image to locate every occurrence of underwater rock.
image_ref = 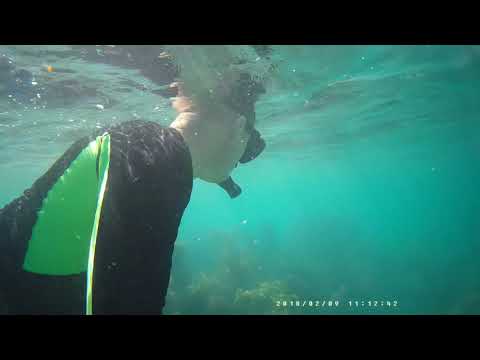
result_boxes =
[250,45,273,58]
[117,78,149,92]
[114,87,133,93]
[38,79,117,109]
[0,56,16,85]
[0,57,116,110]
[0,57,37,103]
[0,55,15,72]
[70,45,179,87]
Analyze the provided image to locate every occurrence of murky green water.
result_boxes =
[1,45,479,314]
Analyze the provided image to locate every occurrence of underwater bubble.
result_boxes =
[241,219,248,224]
[95,104,104,110]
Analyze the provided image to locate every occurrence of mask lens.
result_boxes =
[239,129,266,164]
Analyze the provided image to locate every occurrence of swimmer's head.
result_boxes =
[168,73,267,197]
[214,73,267,198]
[220,73,267,164]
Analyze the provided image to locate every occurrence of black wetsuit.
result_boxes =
[0,120,193,314]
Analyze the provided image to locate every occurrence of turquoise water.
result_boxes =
[1,45,479,314]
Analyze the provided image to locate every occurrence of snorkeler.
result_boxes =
[0,68,266,314]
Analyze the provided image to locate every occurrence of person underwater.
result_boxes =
[0,72,266,315]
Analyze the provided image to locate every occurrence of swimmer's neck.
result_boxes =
[169,111,219,181]
[169,110,249,183]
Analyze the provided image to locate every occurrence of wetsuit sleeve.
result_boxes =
[0,120,192,315]
[91,121,193,314]
[0,135,94,314]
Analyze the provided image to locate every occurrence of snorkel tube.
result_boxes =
[217,127,266,199]
[218,176,242,198]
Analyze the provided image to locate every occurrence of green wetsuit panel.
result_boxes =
[23,134,110,277]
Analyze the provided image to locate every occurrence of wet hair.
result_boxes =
[222,72,266,133]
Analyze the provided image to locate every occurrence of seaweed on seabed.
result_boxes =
[234,280,299,315]
[166,273,299,315]
[165,239,240,315]
[170,272,236,315]
[165,231,298,315]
